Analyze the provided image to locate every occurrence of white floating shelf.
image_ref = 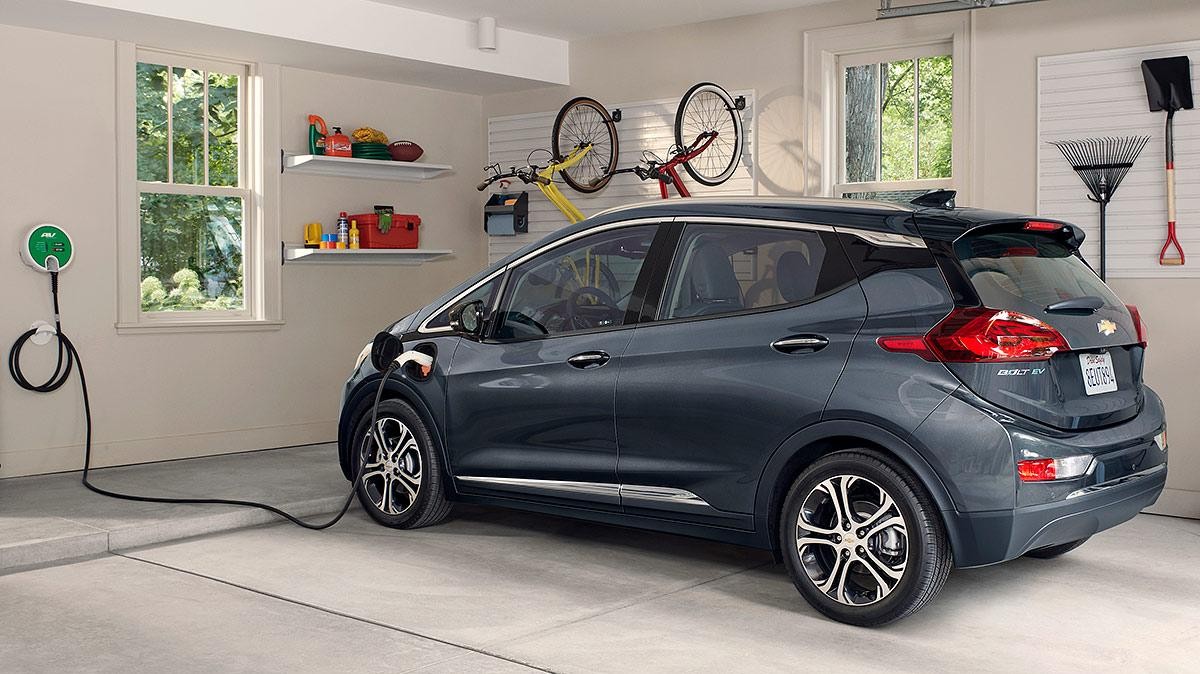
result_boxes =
[282,153,453,181]
[283,244,453,265]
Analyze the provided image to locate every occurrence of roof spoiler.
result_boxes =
[911,189,956,209]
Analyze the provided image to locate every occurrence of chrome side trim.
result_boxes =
[592,195,914,219]
[619,485,710,507]
[456,476,621,499]
[504,217,670,269]
[1064,463,1166,500]
[834,227,927,249]
[674,215,834,233]
[455,477,712,508]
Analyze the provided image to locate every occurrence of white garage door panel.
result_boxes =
[486,91,756,264]
[1038,41,1200,278]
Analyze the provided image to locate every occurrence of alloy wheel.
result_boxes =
[794,474,909,606]
[359,417,423,516]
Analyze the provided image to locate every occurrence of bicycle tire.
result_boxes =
[675,82,744,187]
[553,97,619,194]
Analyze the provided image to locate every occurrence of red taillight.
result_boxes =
[877,307,1069,362]
[1024,220,1062,232]
[1017,458,1056,482]
[1125,304,1147,347]
[1002,246,1039,257]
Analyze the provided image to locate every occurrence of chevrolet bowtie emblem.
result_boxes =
[1097,319,1117,336]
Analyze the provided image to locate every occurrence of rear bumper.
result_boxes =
[946,462,1166,568]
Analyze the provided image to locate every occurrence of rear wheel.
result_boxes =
[1025,537,1089,559]
[553,97,619,193]
[352,399,451,529]
[675,82,744,187]
[780,449,952,626]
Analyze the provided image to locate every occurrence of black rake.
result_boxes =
[1048,135,1150,280]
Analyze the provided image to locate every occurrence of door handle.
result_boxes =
[772,335,829,354]
[567,351,610,369]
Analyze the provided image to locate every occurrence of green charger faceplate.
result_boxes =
[22,224,73,272]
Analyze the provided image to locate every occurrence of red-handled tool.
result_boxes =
[1142,56,1192,266]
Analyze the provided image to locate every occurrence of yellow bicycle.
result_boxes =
[476,144,598,224]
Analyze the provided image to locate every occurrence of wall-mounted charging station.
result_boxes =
[22,223,74,272]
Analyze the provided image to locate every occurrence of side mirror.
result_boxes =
[449,300,486,337]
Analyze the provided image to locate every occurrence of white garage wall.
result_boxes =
[1038,41,1200,277]
[485,92,756,263]
[0,23,488,478]
[483,0,1200,518]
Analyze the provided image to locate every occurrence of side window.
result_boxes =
[425,276,501,330]
[495,225,658,339]
[660,224,854,320]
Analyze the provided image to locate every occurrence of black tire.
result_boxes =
[352,399,451,529]
[1025,537,1089,559]
[779,449,952,626]
[675,82,744,187]
[552,96,619,193]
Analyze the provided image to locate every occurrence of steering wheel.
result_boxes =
[565,286,622,330]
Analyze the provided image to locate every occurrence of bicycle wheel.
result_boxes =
[675,82,744,187]
[552,97,619,193]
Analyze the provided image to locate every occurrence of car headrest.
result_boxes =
[777,250,818,303]
[686,241,743,305]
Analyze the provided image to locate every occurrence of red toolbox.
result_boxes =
[349,212,421,249]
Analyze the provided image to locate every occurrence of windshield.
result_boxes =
[954,228,1121,313]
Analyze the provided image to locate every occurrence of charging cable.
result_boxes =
[8,266,426,530]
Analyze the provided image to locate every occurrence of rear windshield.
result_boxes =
[954,228,1121,312]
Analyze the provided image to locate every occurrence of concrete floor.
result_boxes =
[3,501,1198,672]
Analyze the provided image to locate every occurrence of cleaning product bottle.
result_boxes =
[337,212,350,247]
[349,220,361,249]
[326,127,352,157]
[307,115,328,155]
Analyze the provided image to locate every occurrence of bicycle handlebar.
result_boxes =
[478,166,552,190]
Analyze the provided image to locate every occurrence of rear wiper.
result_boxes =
[1045,296,1105,314]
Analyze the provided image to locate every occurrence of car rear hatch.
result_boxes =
[926,220,1146,430]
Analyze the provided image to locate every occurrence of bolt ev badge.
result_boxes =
[1098,319,1117,336]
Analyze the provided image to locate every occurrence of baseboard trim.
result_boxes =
[0,421,336,478]
[1144,487,1200,520]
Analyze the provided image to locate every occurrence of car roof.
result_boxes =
[587,196,1043,241]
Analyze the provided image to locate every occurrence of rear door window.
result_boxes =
[954,228,1120,313]
[658,224,856,320]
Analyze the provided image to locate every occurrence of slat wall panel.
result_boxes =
[486,92,756,263]
[1038,42,1200,277]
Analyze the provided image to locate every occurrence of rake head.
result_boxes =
[1049,136,1149,204]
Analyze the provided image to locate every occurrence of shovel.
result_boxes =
[1141,56,1193,266]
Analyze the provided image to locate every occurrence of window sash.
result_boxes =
[837,43,954,187]
[133,48,253,319]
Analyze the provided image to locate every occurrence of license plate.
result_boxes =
[1079,352,1118,395]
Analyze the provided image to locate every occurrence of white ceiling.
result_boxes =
[371,0,840,40]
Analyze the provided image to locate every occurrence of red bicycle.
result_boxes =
[611,132,721,198]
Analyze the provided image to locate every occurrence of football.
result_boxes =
[387,140,424,162]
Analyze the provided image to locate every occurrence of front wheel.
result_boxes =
[675,82,744,187]
[352,399,451,529]
[779,450,952,626]
[552,96,619,193]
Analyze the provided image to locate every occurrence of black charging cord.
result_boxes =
[8,270,387,530]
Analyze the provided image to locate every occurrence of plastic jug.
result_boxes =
[307,115,328,155]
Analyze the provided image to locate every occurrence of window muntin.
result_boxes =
[136,52,248,314]
[838,46,952,201]
[495,226,657,340]
[659,224,853,320]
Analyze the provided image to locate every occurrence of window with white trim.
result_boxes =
[134,50,250,315]
[837,44,954,203]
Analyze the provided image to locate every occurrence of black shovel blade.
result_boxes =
[1141,56,1194,112]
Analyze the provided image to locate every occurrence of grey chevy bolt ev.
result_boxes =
[337,193,1167,626]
